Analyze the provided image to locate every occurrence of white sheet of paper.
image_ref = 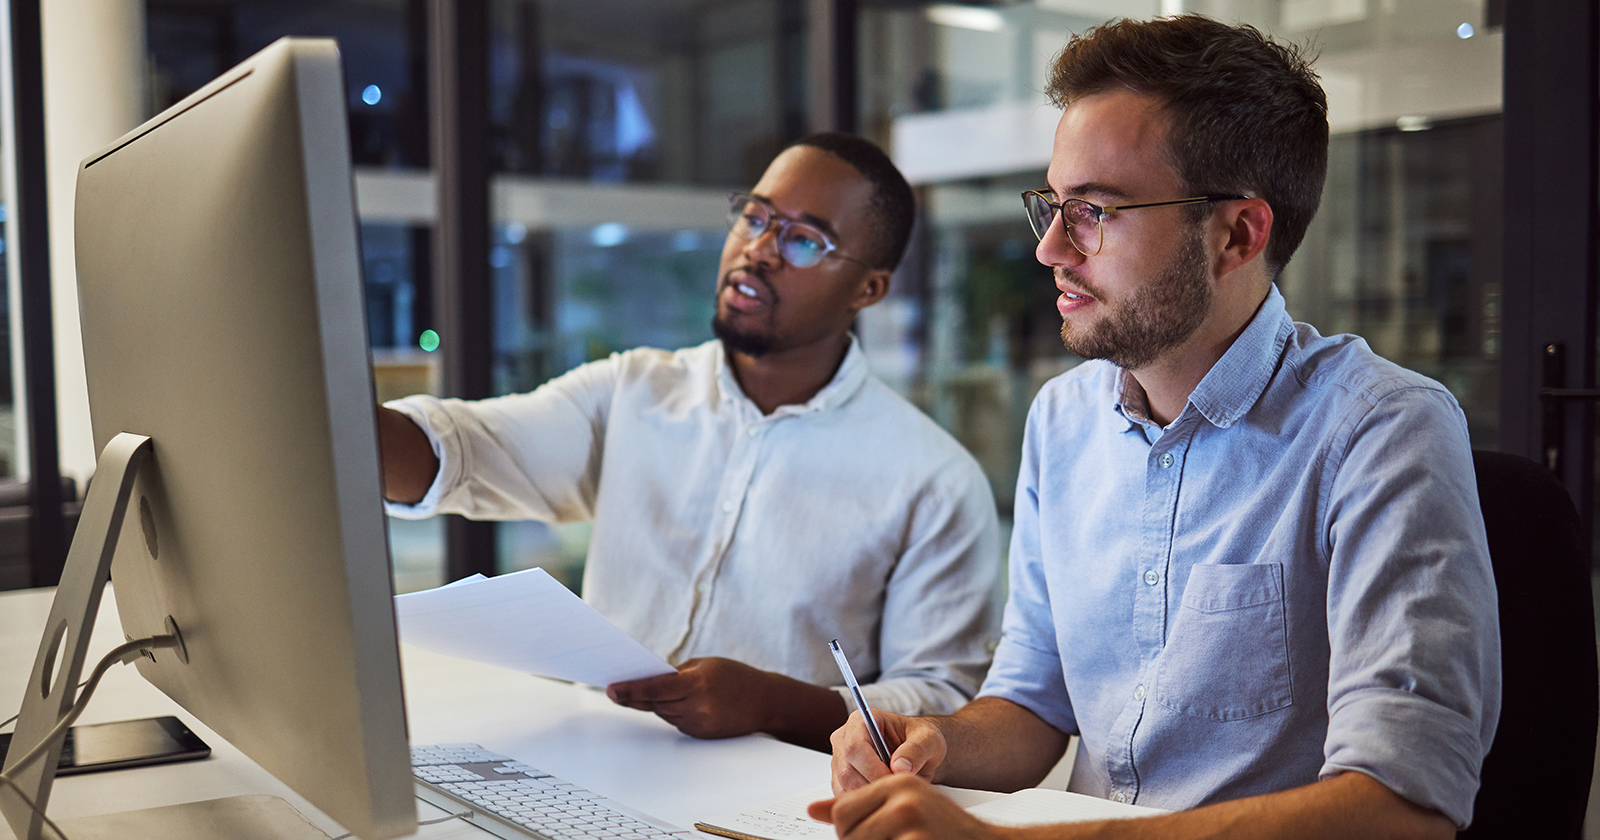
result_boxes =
[965,787,1166,826]
[695,785,836,840]
[394,567,674,686]
[694,784,1006,840]
[696,784,1162,840]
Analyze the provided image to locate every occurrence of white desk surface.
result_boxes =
[0,585,834,838]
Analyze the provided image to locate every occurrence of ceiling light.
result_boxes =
[926,4,1005,32]
[1396,115,1433,132]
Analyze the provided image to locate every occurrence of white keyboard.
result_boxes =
[411,743,690,840]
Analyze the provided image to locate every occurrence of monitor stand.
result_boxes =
[0,433,330,840]
[41,795,329,840]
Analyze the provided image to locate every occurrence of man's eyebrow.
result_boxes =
[749,192,840,239]
[1047,181,1134,202]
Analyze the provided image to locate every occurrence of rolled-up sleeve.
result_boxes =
[382,355,620,523]
[1320,385,1501,828]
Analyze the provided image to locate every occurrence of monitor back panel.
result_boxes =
[73,38,414,840]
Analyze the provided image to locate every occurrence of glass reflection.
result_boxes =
[858,0,1503,514]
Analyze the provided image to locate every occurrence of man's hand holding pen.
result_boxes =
[826,708,946,792]
[809,711,1005,840]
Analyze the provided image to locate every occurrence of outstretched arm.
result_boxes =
[377,405,439,504]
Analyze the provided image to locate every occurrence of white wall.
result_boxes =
[40,0,145,485]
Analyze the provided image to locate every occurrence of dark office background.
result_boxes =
[0,0,1568,598]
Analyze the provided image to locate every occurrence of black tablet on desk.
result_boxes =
[0,715,209,776]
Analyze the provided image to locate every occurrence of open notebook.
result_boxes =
[694,783,1165,840]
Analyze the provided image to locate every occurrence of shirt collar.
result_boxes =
[714,334,870,417]
[1185,284,1294,429]
[1107,284,1293,432]
[1111,370,1150,434]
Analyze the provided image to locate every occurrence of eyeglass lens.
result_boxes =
[728,197,832,268]
[1024,192,1102,255]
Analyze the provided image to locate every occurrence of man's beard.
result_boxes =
[712,267,777,357]
[712,312,774,357]
[1059,223,1212,370]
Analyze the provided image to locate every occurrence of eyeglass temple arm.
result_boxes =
[1101,194,1253,213]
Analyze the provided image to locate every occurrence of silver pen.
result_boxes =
[829,639,893,767]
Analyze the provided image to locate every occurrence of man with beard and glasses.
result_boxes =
[376,132,1001,751]
[816,16,1498,840]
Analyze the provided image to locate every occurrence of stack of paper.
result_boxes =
[393,567,675,687]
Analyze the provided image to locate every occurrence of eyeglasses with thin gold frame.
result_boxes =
[727,193,872,269]
[1020,190,1251,257]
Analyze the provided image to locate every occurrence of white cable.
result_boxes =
[0,681,89,734]
[327,806,473,840]
[0,773,71,839]
[4,641,471,840]
[0,634,180,840]
[0,634,181,779]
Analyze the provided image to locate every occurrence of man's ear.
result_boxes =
[1215,198,1273,277]
[849,268,893,313]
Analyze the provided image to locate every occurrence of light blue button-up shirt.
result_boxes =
[979,286,1500,827]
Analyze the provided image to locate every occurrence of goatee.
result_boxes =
[712,314,774,357]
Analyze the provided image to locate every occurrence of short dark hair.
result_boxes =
[787,132,916,271]
[1046,16,1328,277]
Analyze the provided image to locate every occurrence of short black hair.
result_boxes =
[786,132,916,272]
[1047,16,1328,277]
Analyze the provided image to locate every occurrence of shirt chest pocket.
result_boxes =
[1151,562,1294,721]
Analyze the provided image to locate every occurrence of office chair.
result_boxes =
[1458,450,1596,839]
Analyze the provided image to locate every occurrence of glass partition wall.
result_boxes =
[146,0,806,592]
[484,1,803,588]
[144,0,1504,592]
[856,0,1503,515]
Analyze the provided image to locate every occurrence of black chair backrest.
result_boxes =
[1459,450,1596,838]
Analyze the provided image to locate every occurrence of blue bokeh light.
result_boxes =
[591,223,628,248]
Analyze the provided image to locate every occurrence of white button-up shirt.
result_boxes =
[386,338,1002,715]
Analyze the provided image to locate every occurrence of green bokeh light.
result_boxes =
[419,329,440,352]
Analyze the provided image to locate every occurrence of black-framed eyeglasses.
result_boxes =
[1021,190,1251,257]
[726,193,871,269]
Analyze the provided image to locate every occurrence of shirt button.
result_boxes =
[721,501,734,513]
[1112,793,1127,803]
[1143,570,1159,586]
[1134,684,1146,700]
[746,426,759,437]
[1158,452,1175,468]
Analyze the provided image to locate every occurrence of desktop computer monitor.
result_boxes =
[60,37,414,839]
